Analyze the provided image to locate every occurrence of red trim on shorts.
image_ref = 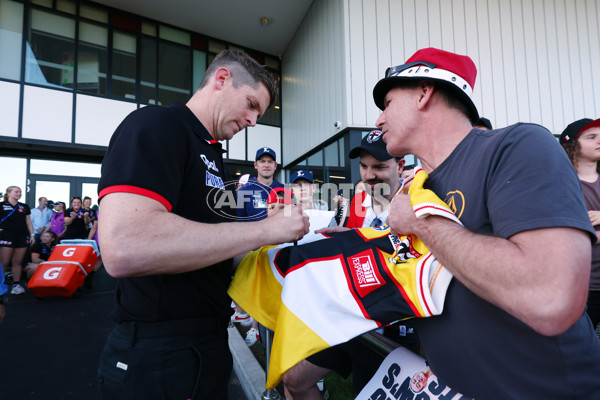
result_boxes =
[99,185,172,211]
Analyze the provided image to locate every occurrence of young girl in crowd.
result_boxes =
[560,118,600,334]
[0,186,34,294]
[24,231,58,279]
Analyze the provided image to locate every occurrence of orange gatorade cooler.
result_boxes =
[28,239,100,298]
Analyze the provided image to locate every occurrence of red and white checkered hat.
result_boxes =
[373,47,479,122]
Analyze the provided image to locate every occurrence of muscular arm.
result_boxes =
[99,192,309,278]
[388,194,591,336]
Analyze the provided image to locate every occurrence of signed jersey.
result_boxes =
[229,170,460,389]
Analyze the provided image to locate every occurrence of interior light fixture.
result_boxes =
[260,17,271,26]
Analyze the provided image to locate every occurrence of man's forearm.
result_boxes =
[412,215,591,335]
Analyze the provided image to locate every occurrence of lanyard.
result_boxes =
[0,204,19,225]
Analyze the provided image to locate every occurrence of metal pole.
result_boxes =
[261,328,280,400]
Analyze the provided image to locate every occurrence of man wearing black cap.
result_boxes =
[237,147,284,221]
[374,47,600,398]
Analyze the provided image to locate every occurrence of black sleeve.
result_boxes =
[99,107,188,209]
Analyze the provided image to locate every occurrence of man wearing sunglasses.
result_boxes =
[374,47,600,398]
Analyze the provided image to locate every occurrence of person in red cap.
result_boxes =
[267,187,294,215]
[374,47,600,398]
[560,118,600,336]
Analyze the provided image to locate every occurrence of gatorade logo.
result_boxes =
[43,267,62,280]
[63,247,76,257]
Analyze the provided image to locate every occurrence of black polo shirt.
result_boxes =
[98,103,234,322]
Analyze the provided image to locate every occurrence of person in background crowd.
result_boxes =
[234,146,285,346]
[0,186,34,295]
[23,230,58,279]
[473,116,493,130]
[63,197,90,240]
[30,197,53,242]
[330,180,367,227]
[82,196,97,229]
[96,49,308,399]
[374,47,600,397]
[0,265,7,324]
[85,201,102,290]
[289,170,328,211]
[240,186,296,347]
[560,117,600,336]
[237,147,284,221]
[46,201,66,239]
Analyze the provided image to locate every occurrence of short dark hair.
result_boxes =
[199,50,278,108]
[403,164,415,171]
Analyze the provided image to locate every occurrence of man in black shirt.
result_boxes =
[97,50,309,400]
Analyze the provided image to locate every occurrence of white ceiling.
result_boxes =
[92,0,314,57]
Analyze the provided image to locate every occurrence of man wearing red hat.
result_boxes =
[374,48,600,398]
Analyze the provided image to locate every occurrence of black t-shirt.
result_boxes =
[415,123,600,398]
[0,201,30,235]
[63,208,88,239]
[31,241,53,261]
[98,103,234,322]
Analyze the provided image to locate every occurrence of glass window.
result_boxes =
[324,141,338,167]
[192,49,206,91]
[31,0,51,8]
[0,157,27,203]
[140,35,157,104]
[265,56,279,71]
[80,3,108,23]
[77,21,107,95]
[81,183,98,207]
[35,181,70,206]
[307,149,323,168]
[0,0,24,80]
[257,72,280,126]
[30,159,101,177]
[26,8,75,88]
[208,40,226,54]
[111,30,136,99]
[56,0,75,15]
[158,40,191,106]
[159,25,189,46]
[141,21,156,37]
[339,137,345,167]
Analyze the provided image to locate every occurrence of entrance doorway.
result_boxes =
[28,175,100,209]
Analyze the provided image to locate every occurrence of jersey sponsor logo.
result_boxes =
[444,190,465,219]
[388,235,421,265]
[347,249,385,297]
[200,154,219,172]
[43,267,62,280]
[205,171,225,190]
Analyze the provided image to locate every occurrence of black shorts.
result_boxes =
[0,230,29,248]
